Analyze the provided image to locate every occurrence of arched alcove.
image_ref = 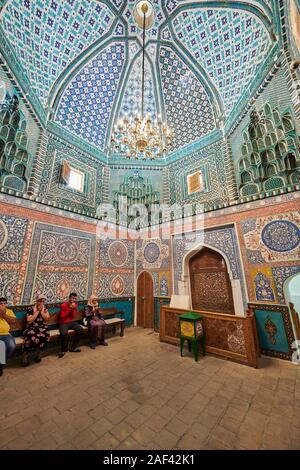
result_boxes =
[189,247,234,314]
[284,273,300,318]
[180,243,245,316]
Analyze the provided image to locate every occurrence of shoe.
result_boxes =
[35,351,42,363]
[99,340,108,346]
[90,344,96,349]
[21,353,30,367]
[58,352,66,358]
[69,348,81,353]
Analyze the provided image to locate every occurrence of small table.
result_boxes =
[178,312,205,362]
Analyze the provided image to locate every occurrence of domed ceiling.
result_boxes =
[0,0,275,161]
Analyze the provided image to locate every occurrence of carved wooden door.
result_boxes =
[189,247,234,314]
[137,272,154,328]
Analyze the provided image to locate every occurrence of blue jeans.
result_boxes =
[0,335,16,365]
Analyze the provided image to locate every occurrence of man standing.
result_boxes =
[0,297,17,376]
[58,292,83,358]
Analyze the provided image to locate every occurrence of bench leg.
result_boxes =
[120,322,124,337]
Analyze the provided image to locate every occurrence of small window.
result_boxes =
[187,171,203,195]
[61,161,84,192]
[68,167,84,192]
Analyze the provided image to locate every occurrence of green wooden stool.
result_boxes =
[178,312,205,362]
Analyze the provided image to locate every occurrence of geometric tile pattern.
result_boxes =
[168,142,228,206]
[96,238,134,297]
[38,232,91,267]
[111,0,123,9]
[0,269,19,303]
[99,239,134,269]
[0,1,274,162]
[40,141,104,213]
[152,271,159,297]
[0,215,28,302]
[173,8,271,115]
[159,47,216,151]
[242,213,300,264]
[136,239,170,270]
[34,271,88,303]
[161,25,172,41]
[117,56,157,123]
[97,272,134,298]
[22,223,96,303]
[0,215,28,263]
[55,42,126,150]
[254,272,275,302]
[1,0,114,105]
[0,214,32,304]
[159,272,169,297]
[262,220,300,253]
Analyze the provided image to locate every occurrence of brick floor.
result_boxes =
[0,328,300,450]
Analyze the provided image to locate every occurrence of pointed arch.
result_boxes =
[181,241,245,315]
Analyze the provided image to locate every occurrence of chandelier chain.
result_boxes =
[141,9,146,119]
[109,0,172,161]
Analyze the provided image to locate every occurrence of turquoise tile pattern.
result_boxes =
[173,8,272,116]
[1,0,114,105]
[0,1,275,159]
[118,56,157,124]
[159,47,216,151]
[55,42,126,149]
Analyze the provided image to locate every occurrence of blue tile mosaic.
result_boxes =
[159,47,216,151]
[173,8,272,116]
[1,0,114,105]
[55,42,126,150]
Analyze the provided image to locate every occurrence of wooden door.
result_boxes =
[189,247,234,314]
[137,272,154,328]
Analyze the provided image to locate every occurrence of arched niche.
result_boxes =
[2,175,26,192]
[240,183,260,197]
[263,176,285,191]
[13,163,26,178]
[265,163,278,177]
[241,171,253,184]
[284,273,300,319]
[180,243,245,316]
[285,153,297,171]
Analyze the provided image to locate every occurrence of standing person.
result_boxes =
[21,294,50,367]
[58,292,83,358]
[84,295,108,349]
[0,297,16,376]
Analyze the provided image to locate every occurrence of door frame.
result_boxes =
[135,271,154,327]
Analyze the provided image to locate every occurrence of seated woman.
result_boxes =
[21,294,50,366]
[84,295,108,348]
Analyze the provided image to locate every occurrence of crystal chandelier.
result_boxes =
[109,1,172,161]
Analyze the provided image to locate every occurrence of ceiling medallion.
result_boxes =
[109,1,172,161]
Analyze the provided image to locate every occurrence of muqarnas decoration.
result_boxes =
[0,93,31,192]
[238,104,300,197]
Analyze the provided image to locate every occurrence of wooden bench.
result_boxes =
[12,306,125,348]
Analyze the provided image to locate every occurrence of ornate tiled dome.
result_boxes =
[0,0,275,160]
